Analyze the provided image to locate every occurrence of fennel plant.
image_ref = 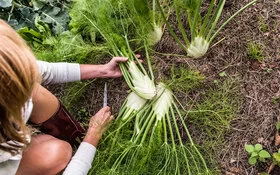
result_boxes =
[70,1,210,174]
[90,83,210,175]
[70,0,157,99]
[156,0,258,58]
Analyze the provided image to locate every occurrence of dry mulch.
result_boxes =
[198,1,280,174]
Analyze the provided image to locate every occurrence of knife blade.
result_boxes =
[103,82,108,107]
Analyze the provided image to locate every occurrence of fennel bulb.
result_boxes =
[128,61,156,99]
[187,36,210,58]
[153,83,173,121]
[121,92,147,120]
[148,25,163,45]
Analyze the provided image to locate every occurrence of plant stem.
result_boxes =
[155,0,188,52]
[206,0,225,41]
[210,0,258,43]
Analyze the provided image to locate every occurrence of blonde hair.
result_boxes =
[0,19,39,154]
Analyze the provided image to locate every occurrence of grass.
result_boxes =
[185,78,241,173]
[258,16,268,33]
[247,41,265,62]
[163,65,205,93]
[147,65,240,173]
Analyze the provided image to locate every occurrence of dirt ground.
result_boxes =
[210,1,280,174]
[150,1,280,174]
[50,0,280,174]
[188,0,280,174]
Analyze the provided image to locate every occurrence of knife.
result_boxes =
[103,82,108,107]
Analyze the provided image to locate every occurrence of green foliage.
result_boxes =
[70,0,164,49]
[16,16,106,63]
[187,78,240,138]
[0,0,70,34]
[17,17,55,46]
[272,149,280,166]
[245,143,271,165]
[259,172,270,175]
[186,78,240,171]
[247,41,265,62]
[276,122,280,131]
[34,31,106,63]
[0,0,12,8]
[77,107,89,119]
[164,66,205,93]
[218,71,227,77]
[70,0,160,99]
[259,16,268,32]
[156,0,258,58]
[70,0,131,49]
[89,83,210,174]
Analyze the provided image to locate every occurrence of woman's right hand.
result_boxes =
[83,106,114,147]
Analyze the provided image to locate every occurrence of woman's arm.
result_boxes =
[37,61,81,85]
[37,57,127,85]
[63,106,114,175]
[80,57,127,80]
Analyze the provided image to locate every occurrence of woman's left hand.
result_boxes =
[103,57,128,78]
[80,56,128,80]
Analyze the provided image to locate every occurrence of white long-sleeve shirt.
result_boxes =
[0,61,97,175]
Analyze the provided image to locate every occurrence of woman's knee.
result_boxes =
[17,135,73,175]
[42,139,72,170]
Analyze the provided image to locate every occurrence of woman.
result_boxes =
[0,19,127,174]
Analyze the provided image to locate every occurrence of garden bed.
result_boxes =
[46,1,280,174]
[2,0,280,174]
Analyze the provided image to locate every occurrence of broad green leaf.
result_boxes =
[219,71,227,77]
[254,144,263,152]
[273,152,280,161]
[251,152,258,158]
[259,157,266,162]
[276,122,280,131]
[273,152,280,166]
[259,150,271,158]
[15,7,38,30]
[32,0,46,10]
[17,27,43,44]
[40,6,69,34]
[0,0,12,8]
[245,144,254,153]
[248,157,257,165]
[34,17,52,36]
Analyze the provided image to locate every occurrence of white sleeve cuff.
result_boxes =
[63,142,96,175]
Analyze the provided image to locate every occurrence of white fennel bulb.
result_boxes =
[153,83,173,121]
[128,61,156,99]
[187,36,210,58]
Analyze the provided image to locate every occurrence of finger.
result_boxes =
[104,110,111,118]
[110,115,115,121]
[101,106,110,112]
[134,59,143,64]
[135,54,141,58]
[113,57,128,63]
[106,115,115,124]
